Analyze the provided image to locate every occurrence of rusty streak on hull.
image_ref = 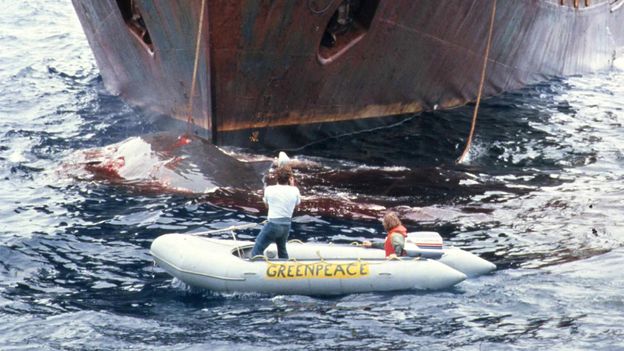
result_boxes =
[72,0,624,148]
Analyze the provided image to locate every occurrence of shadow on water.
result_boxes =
[63,85,572,220]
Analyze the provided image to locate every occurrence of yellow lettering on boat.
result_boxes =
[265,262,369,279]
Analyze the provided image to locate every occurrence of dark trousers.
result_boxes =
[250,221,291,259]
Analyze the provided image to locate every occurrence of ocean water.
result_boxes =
[1,1,624,350]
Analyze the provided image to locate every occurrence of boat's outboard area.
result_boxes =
[404,232,497,277]
[150,232,495,295]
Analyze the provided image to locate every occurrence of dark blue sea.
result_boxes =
[2,1,624,350]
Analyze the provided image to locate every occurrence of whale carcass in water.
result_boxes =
[65,132,508,221]
[68,132,267,193]
[66,133,387,217]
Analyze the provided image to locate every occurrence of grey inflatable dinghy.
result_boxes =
[150,232,495,295]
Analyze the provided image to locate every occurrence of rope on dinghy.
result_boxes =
[190,221,266,236]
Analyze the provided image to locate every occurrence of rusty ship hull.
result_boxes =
[72,0,624,149]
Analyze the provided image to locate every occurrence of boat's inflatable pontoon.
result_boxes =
[150,232,495,295]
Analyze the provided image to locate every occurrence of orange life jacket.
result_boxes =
[384,225,407,256]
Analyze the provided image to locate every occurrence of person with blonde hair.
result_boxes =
[363,212,408,258]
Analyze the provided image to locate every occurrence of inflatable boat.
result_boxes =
[150,232,495,295]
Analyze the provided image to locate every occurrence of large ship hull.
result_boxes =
[72,0,624,149]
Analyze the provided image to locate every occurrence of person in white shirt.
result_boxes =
[250,165,301,259]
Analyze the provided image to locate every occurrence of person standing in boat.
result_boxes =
[363,212,408,258]
[250,165,301,259]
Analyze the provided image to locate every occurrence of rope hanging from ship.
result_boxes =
[185,0,207,136]
[456,0,497,164]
